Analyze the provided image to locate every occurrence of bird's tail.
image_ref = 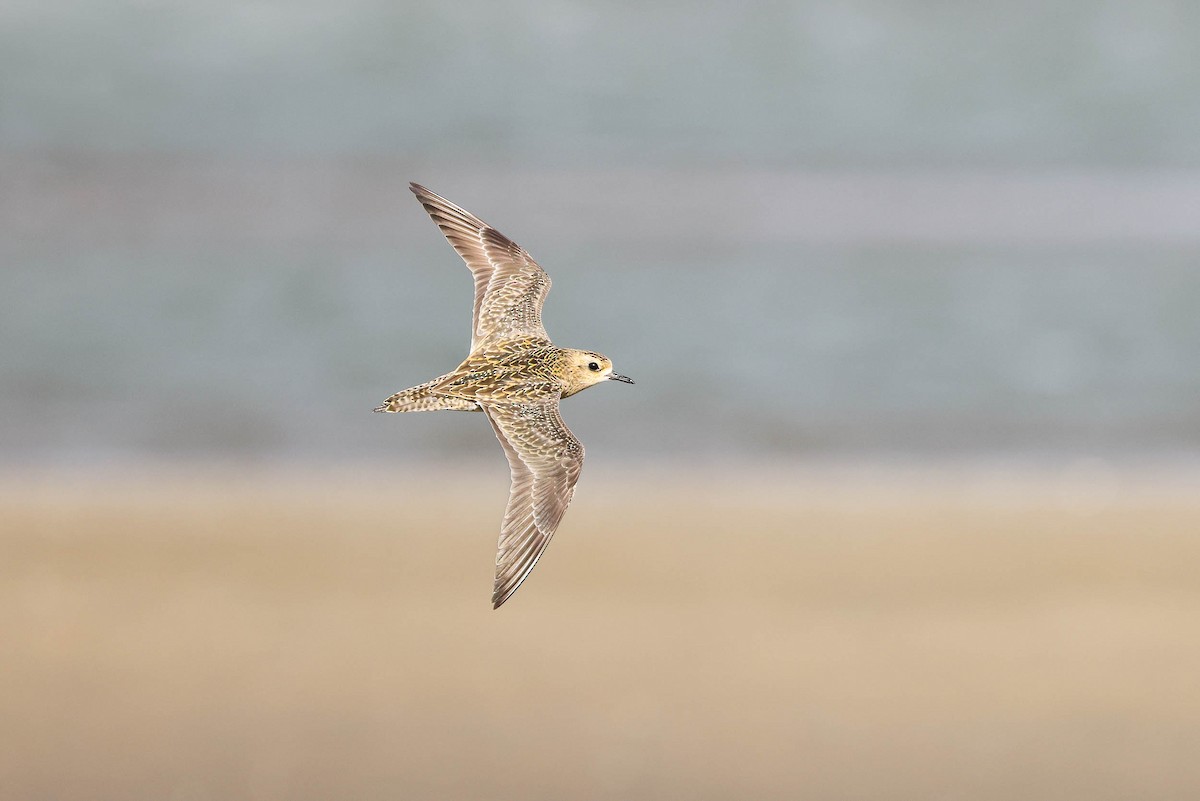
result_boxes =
[374,376,480,413]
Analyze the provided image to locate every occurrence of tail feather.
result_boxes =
[374,377,480,413]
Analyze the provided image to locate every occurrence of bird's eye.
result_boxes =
[587,362,600,371]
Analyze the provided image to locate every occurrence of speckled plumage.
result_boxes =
[375,184,633,608]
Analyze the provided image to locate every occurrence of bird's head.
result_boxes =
[561,350,634,397]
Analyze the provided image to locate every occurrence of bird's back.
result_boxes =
[433,337,565,403]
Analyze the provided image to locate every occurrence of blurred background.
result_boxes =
[3,2,1199,799]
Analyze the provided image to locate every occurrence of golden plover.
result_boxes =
[375,184,633,608]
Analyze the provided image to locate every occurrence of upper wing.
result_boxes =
[410,183,551,351]
[481,400,584,609]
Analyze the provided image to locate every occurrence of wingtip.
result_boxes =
[492,586,518,610]
[409,182,454,215]
[410,182,440,202]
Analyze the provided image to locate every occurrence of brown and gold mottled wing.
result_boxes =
[481,400,584,609]
[410,183,551,351]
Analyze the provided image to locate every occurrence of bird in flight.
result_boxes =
[375,184,634,608]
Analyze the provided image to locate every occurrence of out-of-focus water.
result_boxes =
[5,161,1200,465]
[5,0,1199,167]
[4,1,1200,465]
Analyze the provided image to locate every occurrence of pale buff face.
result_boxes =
[561,350,616,395]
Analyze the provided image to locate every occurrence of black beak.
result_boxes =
[608,373,634,384]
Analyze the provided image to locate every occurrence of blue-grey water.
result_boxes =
[4,2,1200,466]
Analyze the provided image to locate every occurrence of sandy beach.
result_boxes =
[3,465,1199,800]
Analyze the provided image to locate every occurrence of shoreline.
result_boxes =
[5,456,1199,800]
[2,455,1198,504]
